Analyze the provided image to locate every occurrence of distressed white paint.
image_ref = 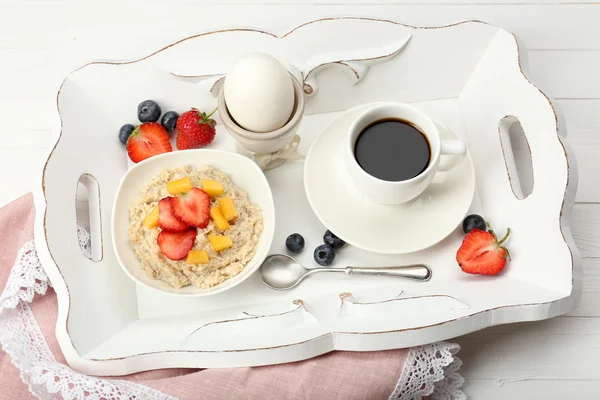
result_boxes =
[34,18,581,375]
[3,1,600,398]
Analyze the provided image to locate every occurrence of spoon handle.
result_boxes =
[345,265,432,281]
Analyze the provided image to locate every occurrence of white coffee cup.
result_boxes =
[345,103,467,205]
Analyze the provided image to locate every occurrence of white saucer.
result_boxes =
[304,105,475,254]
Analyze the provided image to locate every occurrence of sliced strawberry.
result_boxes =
[456,227,511,275]
[157,228,197,261]
[158,197,190,232]
[172,188,210,228]
[127,122,172,163]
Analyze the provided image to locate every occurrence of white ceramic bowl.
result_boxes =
[112,149,275,296]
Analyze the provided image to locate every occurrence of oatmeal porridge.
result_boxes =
[128,165,263,289]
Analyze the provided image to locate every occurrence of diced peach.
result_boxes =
[208,235,233,252]
[143,207,159,228]
[217,197,238,222]
[166,177,193,195]
[210,206,229,231]
[201,180,225,197]
[186,250,209,264]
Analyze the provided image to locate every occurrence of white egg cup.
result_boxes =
[217,73,305,170]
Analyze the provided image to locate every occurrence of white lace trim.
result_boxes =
[77,226,92,261]
[390,342,466,400]
[0,239,178,400]
[433,345,465,400]
[1,237,463,400]
[0,241,50,310]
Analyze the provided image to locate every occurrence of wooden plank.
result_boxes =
[559,99,600,144]
[0,127,597,206]
[0,148,49,207]
[1,98,598,139]
[0,98,58,132]
[568,293,600,318]
[568,145,600,203]
[0,98,58,148]
[2,138,598,207]
[3,79,599,133]
[3,50,600,103]
[579,258,600,292]
[572,205,600,257]
[455,316,600,379]
[4,35,600,103]
[527,50,600,99]
[2,4,600,51]
[0,142,595,254]
[532,100,600,202]
[0,50,65,99]
[0,49,598,104]
[0,131,53,148]
[464,378,600,399]
[566,258,600,317]
[4,98,596,146]
[16,0,596,4]
[557,100,600,203]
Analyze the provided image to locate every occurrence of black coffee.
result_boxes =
[354,118,431,182]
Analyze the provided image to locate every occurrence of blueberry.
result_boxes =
[323,230,345,249]
[314,244,335,266]
[118,124,135,145]
[285,233,305,253]
[161,111,179,132]
[137,100,161,123]
[462,214,486,234]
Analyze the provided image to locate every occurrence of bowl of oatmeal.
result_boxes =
[112,149,275,296]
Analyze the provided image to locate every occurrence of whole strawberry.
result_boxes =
[176,108,217,150]
[456,225,511,275]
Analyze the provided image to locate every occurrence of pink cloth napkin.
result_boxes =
[0,193,417,400]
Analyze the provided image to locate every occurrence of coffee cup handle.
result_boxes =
[438,139,468,172]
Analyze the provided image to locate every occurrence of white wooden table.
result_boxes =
[2,1,598,398]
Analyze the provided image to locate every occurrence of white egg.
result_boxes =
[224,53,295,133]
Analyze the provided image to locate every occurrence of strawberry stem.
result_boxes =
[205,107,218,120]
[497,227,511,246]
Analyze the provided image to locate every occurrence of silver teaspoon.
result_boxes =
[258,254,432,291]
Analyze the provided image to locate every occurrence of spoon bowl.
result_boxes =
[258,254,311,290]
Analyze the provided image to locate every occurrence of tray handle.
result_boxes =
[498,115,535,200]
[75,173,103,261]
[289,33,411,96]
[186,33,412,98]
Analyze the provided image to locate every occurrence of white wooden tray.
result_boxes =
[33,18,581,376]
